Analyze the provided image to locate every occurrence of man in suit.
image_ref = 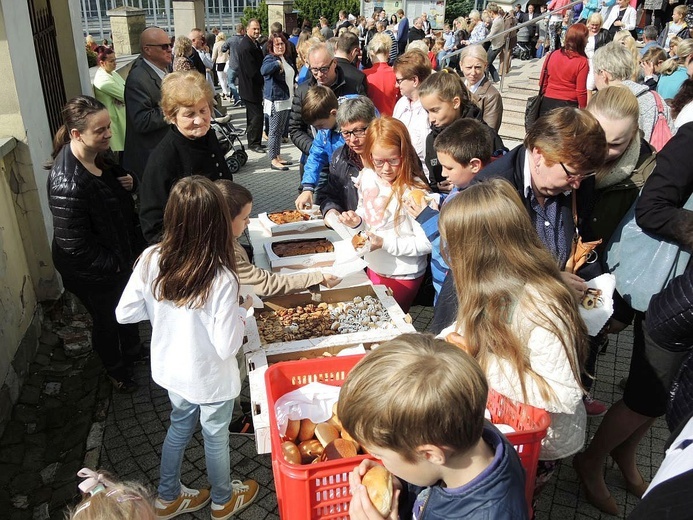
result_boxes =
[122,27,171,179]
[396,9,410,54]
[237,19,265,152]
[334,32,368,94]
[189,28,214,88]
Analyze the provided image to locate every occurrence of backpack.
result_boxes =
[644,90,673,151]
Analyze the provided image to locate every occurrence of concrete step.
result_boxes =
[499,120,526,144]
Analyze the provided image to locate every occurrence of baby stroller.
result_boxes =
[513,24,533,60]
[211,107,248,174]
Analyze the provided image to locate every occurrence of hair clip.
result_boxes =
[77,468,115,496]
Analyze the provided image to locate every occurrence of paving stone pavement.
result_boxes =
[0,69,670,519]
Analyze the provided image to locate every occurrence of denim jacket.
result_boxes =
[260,54,290,102]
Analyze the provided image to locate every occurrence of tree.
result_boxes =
[445,0,475,23]
[242,1,269,33]
[292,0,360,28]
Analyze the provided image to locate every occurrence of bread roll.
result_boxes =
[298,418,317,442]
[323,438,358,460]
[298,439,324,464]
[352,232,368,250]
[341,428,360,452]
[281,441,301,465]
[327,403,343,432]
[315,423,340,447]
[284,419,300,442]
[362,465,393,517]
[407,189,429,207]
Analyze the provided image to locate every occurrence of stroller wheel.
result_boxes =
[226,156,241,174]
[234,149,248,166]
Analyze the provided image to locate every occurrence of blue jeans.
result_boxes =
[158,391,234,504]
[226,68,241,102]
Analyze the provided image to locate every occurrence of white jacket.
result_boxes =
[116,246,248,404]
[602,5,637,31]
[438,287,586,460]
[354,168,432,279]
[393,97,431,182]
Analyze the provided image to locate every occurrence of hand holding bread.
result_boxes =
[349,460,399,519]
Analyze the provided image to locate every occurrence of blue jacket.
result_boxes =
[402,424,528,519]
[415,188,459,303]
[301,129,345,190]
[260,54,290,102]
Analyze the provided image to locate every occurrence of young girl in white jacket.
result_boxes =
[340,116,432,311]
[437,179,588,505]
[116,176,258,520]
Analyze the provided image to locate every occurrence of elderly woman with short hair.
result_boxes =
[593,41,676,147]
[172,36,194,72]
[139,71,233,243]
[585,13,612,91]
[459,44,503,132]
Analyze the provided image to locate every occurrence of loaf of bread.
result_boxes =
[362,465,393,517]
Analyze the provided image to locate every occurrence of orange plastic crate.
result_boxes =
[266,355,550,519]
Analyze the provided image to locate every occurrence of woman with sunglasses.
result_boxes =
[339,117,432,312]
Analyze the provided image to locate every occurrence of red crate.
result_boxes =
[266,355,550,519]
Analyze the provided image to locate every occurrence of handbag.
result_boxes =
[524,50,553,131]
[565,191,602,274]
[604,193,693,312]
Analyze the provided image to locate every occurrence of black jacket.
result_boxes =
[335,57,368,95]
[289,65,367,155]
[318,144,361,216]
[139,125,233,243]
[48,146,136,285]
[636,122,693,253]
[593,28,613,51]
[237,35,264,103]
[408,26,426,43]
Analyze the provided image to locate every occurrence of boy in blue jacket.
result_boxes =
[294,86,346,210]
[406,119,492,302]
[340,333,528,520]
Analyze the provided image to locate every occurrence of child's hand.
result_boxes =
[349,461,401,520]
[437,180,453,193]
[642,60,655,76]
[339,211,362,228]
[295,190,313,210]
[366,232,383,251]
[321,274,342,288]
[241,296,253,310]
[404,196,436,218]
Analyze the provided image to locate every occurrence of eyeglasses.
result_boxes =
[560,162,596,181]
[340,127,369,139]
[395,77,410,84]
[145,43,172,50]
[371,156,402,167]
[310,62,334,75]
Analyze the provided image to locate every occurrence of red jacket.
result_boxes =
[542,50,589,108]
[363,62,400,116]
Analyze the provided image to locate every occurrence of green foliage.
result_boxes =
[292,0,360,28]
[241,0,269,33]
[445,0,476,23]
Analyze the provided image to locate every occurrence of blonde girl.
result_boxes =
[339,117,432,311]
[438,178,587,499]
[116,176,258,519]
[658,38,693,99]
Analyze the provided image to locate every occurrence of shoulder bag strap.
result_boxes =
[571,189,579,232]
[539,51,554,95]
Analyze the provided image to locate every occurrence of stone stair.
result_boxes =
[495,57,544,145]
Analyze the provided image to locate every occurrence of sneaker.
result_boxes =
[155,485,211,519]
[232,99,243,107]
[229,414,254,437]
[583,394,608,417]
[107,368,138,393]
[210,480,259,520]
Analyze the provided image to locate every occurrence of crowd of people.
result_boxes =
[54,5,693,518]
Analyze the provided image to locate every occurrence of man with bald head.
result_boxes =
[122,27,171,178]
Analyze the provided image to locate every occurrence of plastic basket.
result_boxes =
[266,356,550,519]
[486,388,551,515]
[266,355,371,520]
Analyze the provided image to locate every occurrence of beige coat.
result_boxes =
[472,77,503,133]
[234,240,323,298]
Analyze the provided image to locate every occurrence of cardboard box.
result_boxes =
[263,236,337,271]
[258,210,327,236]
[244,285,415,454]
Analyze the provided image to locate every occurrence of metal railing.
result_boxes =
[442,0,584,91]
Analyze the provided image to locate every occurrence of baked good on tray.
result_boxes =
[267,210,310,225]
[271,238,334,258]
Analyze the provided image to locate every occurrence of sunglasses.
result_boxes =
[560,162,596,181]
[145,43,172,50]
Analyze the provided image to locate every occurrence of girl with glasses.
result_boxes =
[339,117,432,311]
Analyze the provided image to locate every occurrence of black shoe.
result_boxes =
[229,414,255,437]
[271,164,289,171]
[107,370,138,393]
[249,145,266,153]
